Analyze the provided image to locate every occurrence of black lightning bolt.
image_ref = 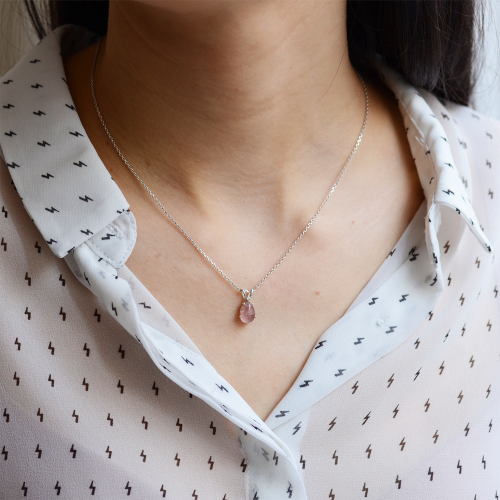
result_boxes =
[160,485,166,498]
[464,423,470,436]
[354,337,364,345]
[487,320,492,331]
[73,160,87,167]
[70,444,76,458]
[457,460,462,474]
[79,195,93,203]
[299,380,313,387]
[37,408,43,421]
[299,455,306,469]
[1,446,7,460]
[3,409,9,422]
[82,378,89,391]
[433,430,439,443]
[72,410,79,423]
[107,413,113,426]
[368,297,378,305]
[365,444,372,458]
[140,450,147,462]
[176,418,183,432]
[37,140,50,147]
[125,482,131,496]
[106,446,112,458]
[89,481,96,495]
[362,412,370,425]
[385,326,397,333]
[487,385,491,398]
[14,337,21,350]
[83,343,90,357]
[69,131,84,137]
[13,372,20,386]
[328,417,337,430]
[395,475,402,489]
[1,206,7,218]
[34,241,41,253]
[5,131,17,137]
[1,237,6,251]
[388,374,394,387]
[292,422,301,435]
[240,459,247,472]
[335,368,345,377]
[393,405,399,418]
[21,482,28,496]
[399,437,405,450]
[48,374,54,387]
[45,206,59,213]
[210,421,216,435]
[7,162,20,169]
[174,453,180,466]
[489,419,493,433]
[332,450,338,464]
[315,340,327,349]
[275,410,289,418]
[35,444,42,458]
[362,483,368,497]
[352,381,359,393]
[33,110,46,116]
[458,391,463,403]
[117,380,124,394]
[428,467,434,481]
[152,381,159,396]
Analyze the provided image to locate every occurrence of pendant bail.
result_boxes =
[241,289,253,302]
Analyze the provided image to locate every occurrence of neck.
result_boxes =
[93,1,367,220]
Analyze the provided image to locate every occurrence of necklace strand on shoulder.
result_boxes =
[91,37,369,324]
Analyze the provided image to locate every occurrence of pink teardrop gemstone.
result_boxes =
[239,300,256,323]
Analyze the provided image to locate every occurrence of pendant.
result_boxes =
[239,290,256,323]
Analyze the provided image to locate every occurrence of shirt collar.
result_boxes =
[0,25,492,263]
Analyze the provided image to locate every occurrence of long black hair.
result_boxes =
[23,0,483,106]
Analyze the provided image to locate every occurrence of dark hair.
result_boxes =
[24,0,483,106]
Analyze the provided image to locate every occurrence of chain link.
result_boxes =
[91,36,369,299]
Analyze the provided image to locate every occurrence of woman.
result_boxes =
[0,1,498,498]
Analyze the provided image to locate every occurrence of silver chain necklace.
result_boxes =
[91,36,369,324]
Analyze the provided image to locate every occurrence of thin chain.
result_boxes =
[91,36,369,299]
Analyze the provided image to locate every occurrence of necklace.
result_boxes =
[91,37,369,324]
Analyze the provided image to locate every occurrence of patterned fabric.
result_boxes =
[1,24,499,500]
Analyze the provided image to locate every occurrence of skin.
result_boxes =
[63,0,424,421]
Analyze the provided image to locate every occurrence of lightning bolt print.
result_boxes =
[487,320,492,331]
[261,448,270,461]
[395,476,402,489]
[365,444,372,458]
[332,450,339,464]
[125,482,132,496]
[328,417,337,430]
[299,455,306,469]
[399,437,406,451]
[424,399,430,412]
[448,273,452,286]
[354,337,364,345]
[393,405,399,418]
[48,374,54,387]
[464,423,470,436]
[176,418,183,432]
[292,422,301,435]
[3,408,9,422]
[433,430,439,443]
[1,206,7,218]
[70,444,77,458]
[352,381,359,394]
[59,307,66,321]
[117,380,124,394]
[335,369,345,377]
[275,410,289,418]
[240,459,247,472]
[457,460,462,474]
[362,412,371,425]
[89,481,96,496]
[21,482,28,497]
[273,451,279,465]
[54,481,61,496]
[362,483,368,497]
[487,385,491,398]
[160,485,166,498]
[152,381,159,396]
[414,338,420,349]
[72,410,79,423]
[140,450,147,462]
[107,413,113,426]
[329,489,335,499]
[299,380,313,387]
[24,307,31,320]
[428,467,434,481]
[1,446,7,460]
[489,419,493,433]
[315,340,327,349]
[13,372,20,386]
[82,378,89,391]
[457,391,463,403]
[106,446,112,458]
[34,241,41,252]
[174,453,180,466]
[14,337,21,350]
[439,361,445,375]
[286,483,293,498]
[35,444,42,458]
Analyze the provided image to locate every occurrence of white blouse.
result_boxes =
[1,24,499,500]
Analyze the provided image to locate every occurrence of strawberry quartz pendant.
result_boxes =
[239,290,256,323]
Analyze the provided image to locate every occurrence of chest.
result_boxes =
[124,162,424,420]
